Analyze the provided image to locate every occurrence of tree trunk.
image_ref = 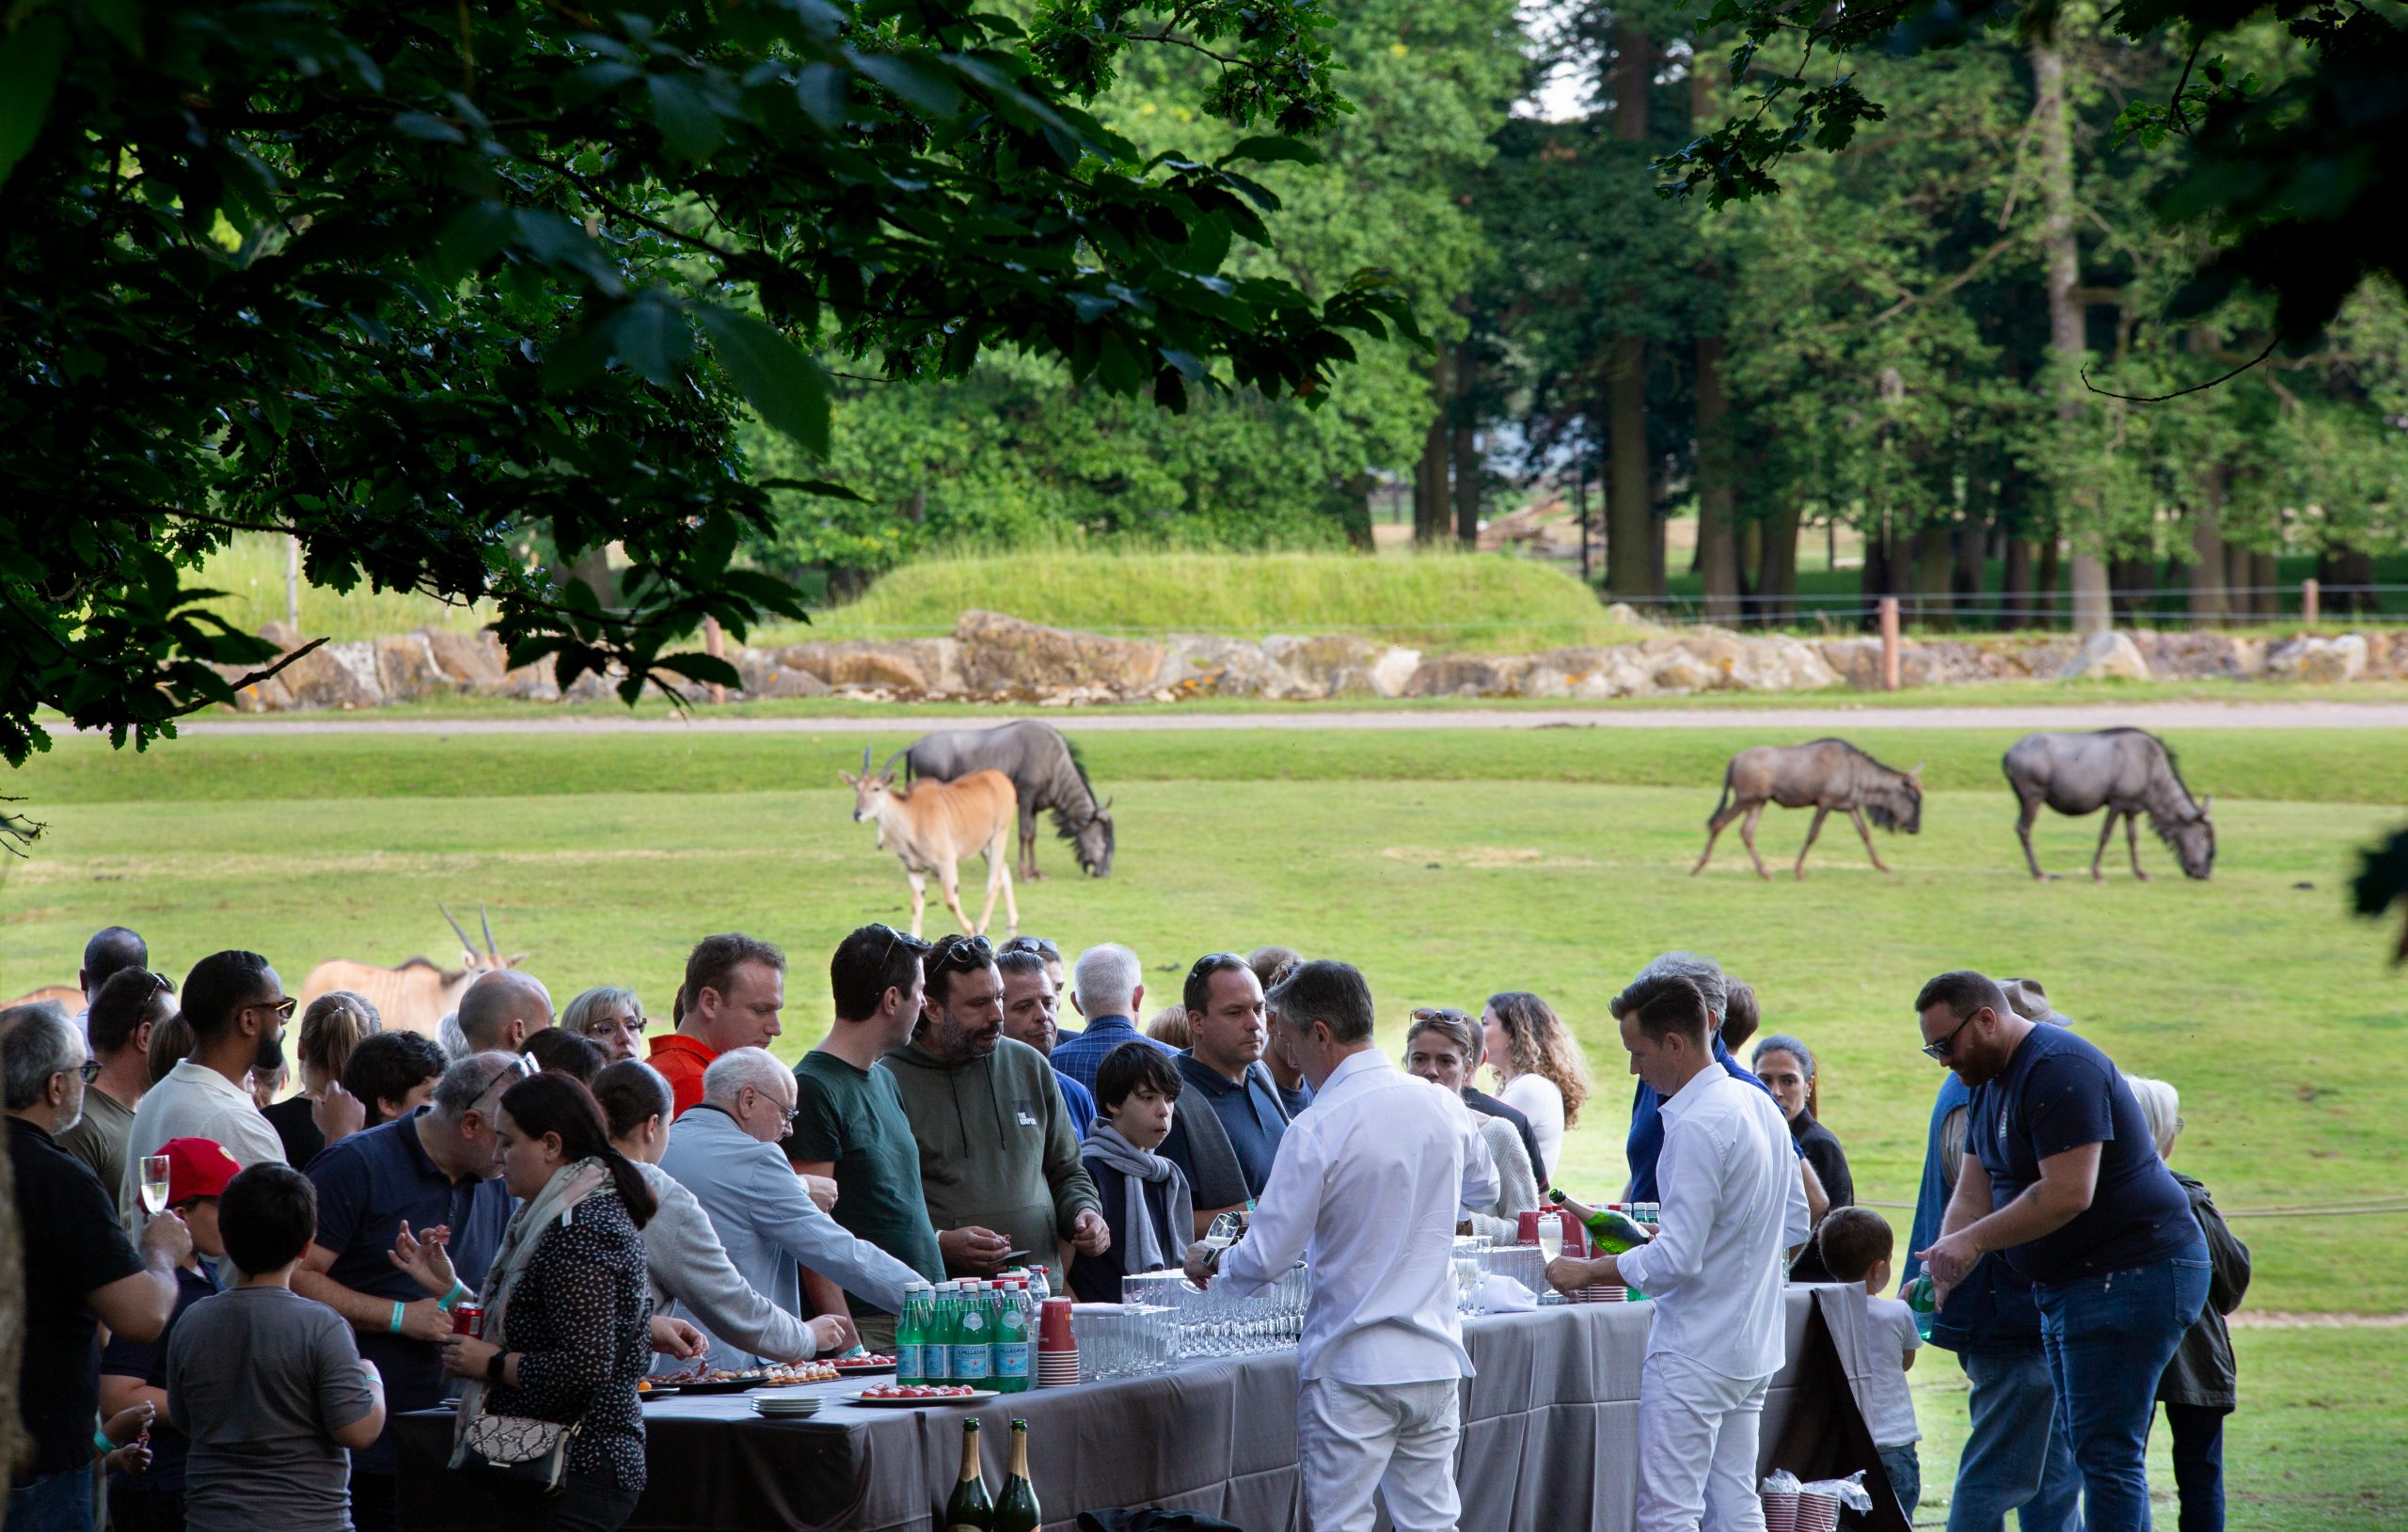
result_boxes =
[1604,25,1656,600]
[1342,472,1376,551]
[2038,536,2063,624]
[1955,513,1989,625]
[1756,502,1800,624]
[2033,40,2110,634]
[2109,556,2157,623]
[1450,345,1481,545]
[1913,521,1955,631]
[560,541,615,609]
[1695,334,1741,620]
[2188,469,2228,626]
[1414,352,1451,545]
[2003,539,2036,631]
[2253,549,2280,619]
[2319,545,2375,615]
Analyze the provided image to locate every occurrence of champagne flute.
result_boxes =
[139,1155,173,1216]
[1535,1209,1563,1264]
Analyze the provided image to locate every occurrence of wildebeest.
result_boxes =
[295,904,524,1038]
[2004,729,2214,881]
[1694,740,1924,880]
[843,747,1021,938]
[891,721,1114,880]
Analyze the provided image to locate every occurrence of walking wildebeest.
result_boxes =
[2004,729,2214,881]
[843,747,1021,938]
[296,904,526,1038]
[1694,740,1924,880]
[890,721,1114,880]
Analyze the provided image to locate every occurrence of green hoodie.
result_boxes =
[878,1034,1101,1292]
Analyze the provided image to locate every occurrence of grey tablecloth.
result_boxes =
[395,1286,1902,1532]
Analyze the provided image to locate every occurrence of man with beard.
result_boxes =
[120,951,290,1226]
[881,934,1107,1296]
[996,946,1096,1137]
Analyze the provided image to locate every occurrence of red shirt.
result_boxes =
[647,1034,720,1117]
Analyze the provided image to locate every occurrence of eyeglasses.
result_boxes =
[1921,1009,1983,1062]
[927,934,995,971]
[71,1059,104,1084]
[246,995,299,1021]
[1410,1007,1473,1024]
[584,1014,647,1037]
[998,936,1060,961]
[750,1087,800,1129]
[470,1052,539,1113]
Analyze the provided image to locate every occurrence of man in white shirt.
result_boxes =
[1185,959,1498,1532]
[1546,972,1810,1532]
[121,950,291,1225]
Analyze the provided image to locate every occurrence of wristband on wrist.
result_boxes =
[95,1429,116,1452]
[436,1280,470,1313]
[388,1300,406,1334]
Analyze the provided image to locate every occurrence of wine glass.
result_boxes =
[1202,1210,1244,1251]
[139,1155,173,1216]
[1535,1209,1564,1263]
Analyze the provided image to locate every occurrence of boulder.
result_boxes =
[1367,647,1422,699]
[373,633,452,701]
[1726,634,1841,692]
[489,660,562,702]
[258,620,302,652]
[1154,637,1304,699]
[1261,634,1386,700]
[2056,630,2153,682]
[751,665,832,700]
[957,610,1163,698]
[1601,602,1663,633]
[420,628,508,686]
[1818,639,1884,690]
[2131,630,2265,680]
[210,663,295,712]
[1403,654,1531,697]
[277,639,384,710]
[779,641,931,695]
[2266,633,2368,684]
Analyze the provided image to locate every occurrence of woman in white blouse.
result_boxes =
[1402,1008,1539,1242]
[1481,991,1590,1177]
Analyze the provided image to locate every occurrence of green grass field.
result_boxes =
[6,723,2403,1526]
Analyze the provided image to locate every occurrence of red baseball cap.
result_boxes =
[158,1138,242,1205]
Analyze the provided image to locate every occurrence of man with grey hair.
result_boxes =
[454,969,554,1053]
[1185,961,1497,1532]
[661,1047,922,1370]
[1049,941,1171,1093]
[292,1050,520,1532]
[8,1002,193,1532]
[1623,951,1823,1221]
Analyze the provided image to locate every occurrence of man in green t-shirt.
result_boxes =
[789,924,946,1350]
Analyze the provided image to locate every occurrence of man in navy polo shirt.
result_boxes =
[1174,954,1291,1198]
[1050,942,1173,1093]
[1913,971,2207,1532]
[293,1052,519,1532]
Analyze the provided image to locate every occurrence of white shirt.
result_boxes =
[1615,1066,1809,1379]
[1220,1050,1500,1385]
[1861,1294,1923,1448]
[119,1059,288,1225]
[1497,1073,1565,1177]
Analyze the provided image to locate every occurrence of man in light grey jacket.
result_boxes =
[660,1048,920,1370]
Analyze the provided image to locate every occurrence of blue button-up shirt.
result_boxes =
[1049,1016,1174,1094]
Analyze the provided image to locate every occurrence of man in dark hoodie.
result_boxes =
[880,935,1107,1295]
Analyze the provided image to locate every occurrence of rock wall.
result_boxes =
[213,611,2408,712]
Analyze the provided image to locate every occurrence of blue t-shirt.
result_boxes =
[101,1264,219,1493]
[1967,1026,2199,1285]
[1625,1036,1789,1201]
[1055,1070,1098,1140]
[1174,1054,1290,1199]
[306,1111,514,1472]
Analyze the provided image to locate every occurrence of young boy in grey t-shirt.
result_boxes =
[167,1163,386,1532]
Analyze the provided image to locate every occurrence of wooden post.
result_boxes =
[1878,595,1901,691]
[285,535,302,629]
[703,615,727,705]
[2302,577,2321,625]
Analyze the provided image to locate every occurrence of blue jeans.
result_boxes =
[2036,1246,2213,1532]
[7,1469,96,1532]
[1947,1348,2083,1532]
[1878,1443,1923,1524]
[2158,1402,2226,1532]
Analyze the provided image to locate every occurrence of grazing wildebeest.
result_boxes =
[891,721,1114,880]
[295,905,524,1038]
[843,747,1021,938]
[1694,740,1925,880]
[2004,729,2214,881]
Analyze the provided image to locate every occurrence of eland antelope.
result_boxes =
[842,747,1020,939]
[295,904,524,1038]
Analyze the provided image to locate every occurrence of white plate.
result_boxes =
[845,1390,998,1408]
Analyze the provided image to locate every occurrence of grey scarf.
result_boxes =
[1082,1126,1193,1279]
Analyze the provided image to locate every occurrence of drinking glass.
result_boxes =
[139,1155,172,1216]
[1535,1210,1563,1263]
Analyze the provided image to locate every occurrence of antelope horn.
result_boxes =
[439,903,477,956]
[862,745,873,775]
[480,902,499,959]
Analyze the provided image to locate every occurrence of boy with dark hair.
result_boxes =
[338,1033,447,1129]
[1816,1207,1923,1524]
[1071,1042,1194,1302]
[166,1164,385,1532]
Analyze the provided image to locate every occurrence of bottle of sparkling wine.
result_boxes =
[945,1420,994,1532]
[994,1420,1040,1532]
[1548,1189,1651,1254]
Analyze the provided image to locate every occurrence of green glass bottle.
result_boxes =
[1548,1189,1651,1254]
[1904,1273,1937,1340]
[994,1420,1040,1532]
[944,1420,993,1532]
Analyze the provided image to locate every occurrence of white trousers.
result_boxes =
[1636,1350,1773,1532]
[1297,1376,1464,1532]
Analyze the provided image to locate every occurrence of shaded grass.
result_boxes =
[187,533,495,639]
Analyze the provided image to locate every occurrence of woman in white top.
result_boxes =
[1402,1009,1540,1242]
[1481,991,1590,1177]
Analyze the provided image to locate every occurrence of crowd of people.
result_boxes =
[6,922,2245,1532]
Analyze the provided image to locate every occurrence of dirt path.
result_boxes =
[171,701,2408,735]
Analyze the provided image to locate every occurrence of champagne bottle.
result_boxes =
[994,1420,1040,1532]
[945,1420,994,1532]
[1548,1189,1651,1254]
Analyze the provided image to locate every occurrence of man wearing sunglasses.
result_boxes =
[1910,971,2207,1532]
[119,952,292,1227]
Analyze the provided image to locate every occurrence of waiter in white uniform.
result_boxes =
[1547,972,1809,1532]
[1188,958,1497,1532]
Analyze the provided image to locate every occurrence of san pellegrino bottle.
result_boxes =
[953,1281,993,1385]
[944,1419,993,1532]
[928,1284,958,1382]
[896,1283,933,1386]
[1548,1190,1651,1254]
[993,1281,1032,1393]
[994,1419,1040,1532]
[1904,1273,1938,1340]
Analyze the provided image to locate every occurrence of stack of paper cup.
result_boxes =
[1795,1492,1840,1532]
[1759,1489,1799,1532]
[1037,1297,1079,1387]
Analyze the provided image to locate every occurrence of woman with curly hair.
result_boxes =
[1481,991,1590,1176]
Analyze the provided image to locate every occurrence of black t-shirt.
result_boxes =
[101,1264,218,1493]
[261,1096,325,1171]
[1788,1114,1855,1283]
[1968,1026,2199,1284]
[9,1117,146,1480]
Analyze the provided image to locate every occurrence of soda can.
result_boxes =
[452,1300,483,1338]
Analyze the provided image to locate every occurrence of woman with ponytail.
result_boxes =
[262,990,378,1166]
[399,1069,659,1532]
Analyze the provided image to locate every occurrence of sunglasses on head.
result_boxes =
[927,934,994,970]
[998,936,1060,961]
[1188,952,1243,979]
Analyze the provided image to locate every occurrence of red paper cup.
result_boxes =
[1797,1492,1839,1532]
[1038,1297,1075,1349]
[1760,1491,1798,1532]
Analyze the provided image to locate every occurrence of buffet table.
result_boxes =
[395,1286,1905,1532]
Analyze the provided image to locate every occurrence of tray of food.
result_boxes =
[828,1354,898,1375]
[651,1362,840,1395]
[848,1384,994,1407]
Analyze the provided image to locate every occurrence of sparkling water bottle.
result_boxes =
[896,1282,934,1386]
[993,1281,1032,1393]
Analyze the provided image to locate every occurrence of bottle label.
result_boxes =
[953,1313,991,1379]
[995,1340,1029,1379]
[896,1341,922,1380]
[927,1340,951,1381]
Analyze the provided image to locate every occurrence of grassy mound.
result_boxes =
[779,549,1641,655]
